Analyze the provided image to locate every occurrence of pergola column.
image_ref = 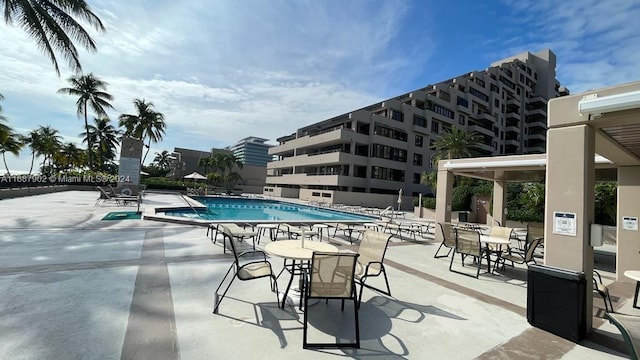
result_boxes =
[545,123,595,330]
[435,168,454,242]
[616,166,640,281]
[492,175,507,226]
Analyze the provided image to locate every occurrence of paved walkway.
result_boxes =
[0,191,635,359]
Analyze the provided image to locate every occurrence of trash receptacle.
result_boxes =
[527,264,586,342]
[458,212,468,222]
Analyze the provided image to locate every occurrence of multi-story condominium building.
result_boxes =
[264,49,569,209]
[225,137,274,166]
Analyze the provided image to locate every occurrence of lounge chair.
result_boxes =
[213,226,278,314]
[303,252,360,349]
[95,186,139,206]
[218,224,258,254]
[605,312,640,360]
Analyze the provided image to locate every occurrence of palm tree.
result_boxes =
[36,125,62,174]
[60,142,85,172]
[57,73,114,169]
[21,129,44,175]
[1,0,105,75]
[153,150,171,170]
[0,126,23,176]
[209,152,243,190]
[431,125,481,160]
[198,156,212,175]
[81,117,121,171]
[119,99,166,165]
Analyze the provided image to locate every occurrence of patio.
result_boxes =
[0,190,635,359]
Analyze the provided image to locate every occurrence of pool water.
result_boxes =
[163,197,376,222]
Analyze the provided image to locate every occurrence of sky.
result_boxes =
[1,0,639,173]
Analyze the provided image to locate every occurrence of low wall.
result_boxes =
[0,185,95,200]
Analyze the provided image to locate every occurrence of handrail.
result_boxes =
[180,193,201,216]
[379,206,394,217]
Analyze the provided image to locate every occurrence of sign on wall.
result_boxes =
[553,211,577,236]
[623,216,639,231]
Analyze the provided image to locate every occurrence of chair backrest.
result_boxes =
[606,313,640,360]
[97,186,112,199]
[308,252,359,299]
[437,223,456,248]
[489,226,514,240]
[524,236,543,262]
[357,230,392,273]
[527,225,544,243]
[220,225,241,261]
[454,228,482,257]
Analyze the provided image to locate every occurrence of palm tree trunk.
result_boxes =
[2,152,11,176]
[84,102,92,170]
[28,152,35,175]
[141,138,151,165]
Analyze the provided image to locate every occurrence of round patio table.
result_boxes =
[264,240,338,309]
[624,270,640,309]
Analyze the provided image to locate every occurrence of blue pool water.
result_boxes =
[164,197,376,222]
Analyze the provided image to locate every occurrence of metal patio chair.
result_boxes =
[434,222,456,258]
[303,251,360,349]
[449,228,485,279]
[355,230,393,307]
[213,226,278,314]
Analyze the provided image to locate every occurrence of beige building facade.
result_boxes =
[265,49,568,208]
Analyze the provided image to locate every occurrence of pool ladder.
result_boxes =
[180,193,201,216]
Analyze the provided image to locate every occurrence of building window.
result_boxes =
[431,121,440,134]
[413,173,421,184]
[391,110,404,122]
[371,144,407,162]
[374,124,408,142]
[519,74,525,83]
[431,104,454,119]
[475,78,485,87]
[494,99,499,107]
[415,134,423,147]
[469,87,489,102]
[490,84,500,93]
[458,114,465,125]
[456,96,469,107]
[439,91,451,101]
[371,166,405,182]
[413,153,423,166]
[413,114,426,127]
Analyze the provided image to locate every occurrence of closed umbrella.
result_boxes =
[397,188,403,211]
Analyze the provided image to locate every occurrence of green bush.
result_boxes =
[141,177,187,191]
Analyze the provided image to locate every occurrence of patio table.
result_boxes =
[624,270,640,309]
[480,235,511,273]
[264,239,338,309]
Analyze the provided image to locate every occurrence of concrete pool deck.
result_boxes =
[0,190,636,359]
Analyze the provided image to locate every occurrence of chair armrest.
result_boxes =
[238,250,268,261]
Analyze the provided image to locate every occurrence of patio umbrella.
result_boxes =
[184,172,207,186]
[397,188,403,211]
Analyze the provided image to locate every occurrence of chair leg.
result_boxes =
[434,243,452,258]
[213,265,236,314]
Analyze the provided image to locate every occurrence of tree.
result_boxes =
[82,117,121,171]
[153,150,171,170]
[58,73,114,169]
[198,156,212,175]
[432,125,481,160]
[59,142,85,172]
[1,0,105,75]
[21,129,43,175]
[208,152,243,190]
[0,124,23,176]
[36,125,62,174]
[119,99,166,165]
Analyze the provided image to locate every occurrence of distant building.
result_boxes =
[265,49,570,208]
[225,137,274,166]
[169,137,270,193]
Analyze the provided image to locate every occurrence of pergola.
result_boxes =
[435,80,640,333]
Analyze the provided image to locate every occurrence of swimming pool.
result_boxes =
[162,196,377,222]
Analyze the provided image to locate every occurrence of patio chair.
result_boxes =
[355,230,393,306]
[449,228,484,279]
[95,186,137,206]
[434,222,456,258]
[213,226,279,314]
[303,252,360,349]
[218,224,258,254]
[497,236,542,271]
[605,312,640,360]
[593,270,614,313]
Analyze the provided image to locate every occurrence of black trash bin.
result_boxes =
[458,212,468,223]
[527,264,586,342]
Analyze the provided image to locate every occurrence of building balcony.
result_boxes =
[468,124,494,137]
[505,125,521,134]
[267,151,366,169]
[265,173,365,187]
[525,145,546,154]
[269,128,367,156]
[525,108,546,117]
[504,139,519,147]
[526,133,546,141]
[525,120,547,130]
